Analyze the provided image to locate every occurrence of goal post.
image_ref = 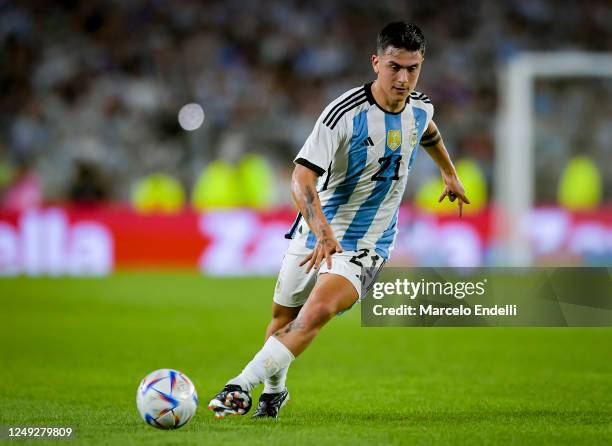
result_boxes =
[495,51,612,266]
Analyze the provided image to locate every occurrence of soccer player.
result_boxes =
[208,22,469,418]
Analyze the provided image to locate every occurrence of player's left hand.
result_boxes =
[439,172,470,217]
[299,231,343,273]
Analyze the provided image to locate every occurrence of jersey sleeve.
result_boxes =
[424,101,434,126]
[410,91,435,129]
[294,106,347,176]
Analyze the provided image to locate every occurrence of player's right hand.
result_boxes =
[439,172,470,218]
[299,233,343,273]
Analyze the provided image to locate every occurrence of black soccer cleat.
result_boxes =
[208,384,252,418]
[252,389,290,418]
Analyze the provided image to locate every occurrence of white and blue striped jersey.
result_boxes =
[285,82,434,260]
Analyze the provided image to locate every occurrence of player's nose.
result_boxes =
[396,69,408,84]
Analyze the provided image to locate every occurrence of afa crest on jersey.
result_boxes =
[386,130,401,150]
[410,127,418,147]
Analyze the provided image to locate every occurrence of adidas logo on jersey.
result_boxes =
[362,136,374,147]
[409,91,432,104]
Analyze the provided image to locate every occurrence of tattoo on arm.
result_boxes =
[303,185,315,222]
[300,184,330,242]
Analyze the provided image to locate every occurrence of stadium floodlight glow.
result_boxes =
[495,51,612,266]
[178,103,205,131]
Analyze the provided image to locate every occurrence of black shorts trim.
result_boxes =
[284,212,302,239]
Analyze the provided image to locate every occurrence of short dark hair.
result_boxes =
[377,22,426,55]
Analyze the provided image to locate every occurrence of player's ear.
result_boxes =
[371,54,379,74]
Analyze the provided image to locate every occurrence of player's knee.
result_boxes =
[271,307,289,320]
[270,314,293,333]
[268,305,300,336]
[302,301,336,330]
[271,304,299,324]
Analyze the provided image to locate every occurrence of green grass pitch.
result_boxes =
[1,274,611,445]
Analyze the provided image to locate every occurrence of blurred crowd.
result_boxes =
[0,0,611,211]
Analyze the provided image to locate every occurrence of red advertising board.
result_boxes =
[0,206,609,276]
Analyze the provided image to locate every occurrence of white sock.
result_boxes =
[227,336,294,392]
[263,365,289,394]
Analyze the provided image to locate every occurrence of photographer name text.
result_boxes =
[370,278,518,318]
[372,304,518,317]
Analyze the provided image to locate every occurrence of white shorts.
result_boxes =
[273,249,386,308]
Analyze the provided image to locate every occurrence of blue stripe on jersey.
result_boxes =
[407,106,428,172]
[341,112,402,251]
[305,110,369,249]
[374,207,399,258]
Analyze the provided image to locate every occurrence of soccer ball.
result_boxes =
[136,369,198,429]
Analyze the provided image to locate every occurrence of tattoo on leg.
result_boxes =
[274,317,305,337]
